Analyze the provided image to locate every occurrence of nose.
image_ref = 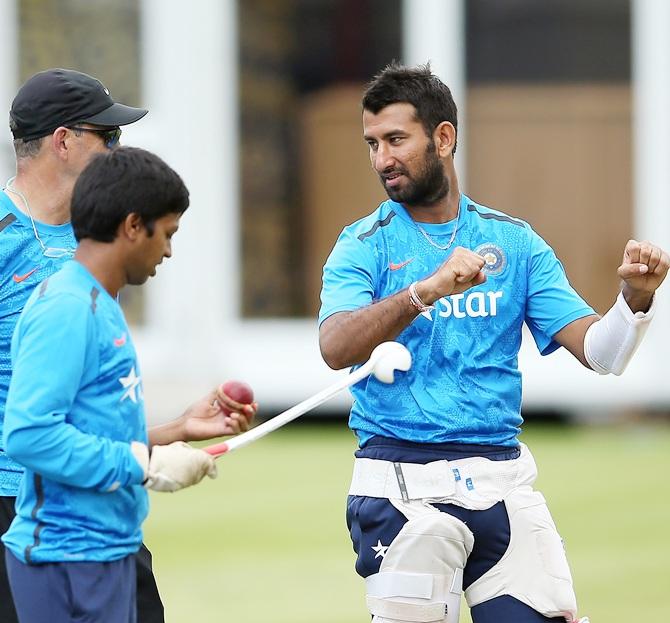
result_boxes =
[372,143,394,172]
[164,241,172,259]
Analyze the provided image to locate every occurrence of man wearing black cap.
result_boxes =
[9,68,149,140]
[0,69,256,622]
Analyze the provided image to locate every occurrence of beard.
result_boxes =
[379,140,449,206]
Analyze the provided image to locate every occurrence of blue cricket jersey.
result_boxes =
[319,194,595,447]
[2,261,148,563]
[0,190,77,496]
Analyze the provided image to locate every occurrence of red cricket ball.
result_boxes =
[220,380,254,416]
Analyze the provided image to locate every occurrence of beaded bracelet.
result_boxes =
[408,281,435,313]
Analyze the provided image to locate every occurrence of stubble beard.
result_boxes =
[381,141,449,207]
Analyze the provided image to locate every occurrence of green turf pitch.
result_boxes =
[144,423,670,622]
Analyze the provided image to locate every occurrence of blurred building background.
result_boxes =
[0,0,668,423]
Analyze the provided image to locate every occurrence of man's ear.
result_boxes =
[50,127,70,159]
[434,121,456,158]
[122,213,144,241]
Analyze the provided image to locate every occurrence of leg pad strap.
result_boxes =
[367,594,445,622]
[366,572,450,622]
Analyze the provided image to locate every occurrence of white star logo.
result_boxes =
[119,366,142,403]
[371,540,388,559]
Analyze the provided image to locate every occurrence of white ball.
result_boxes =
[371,341,412,383]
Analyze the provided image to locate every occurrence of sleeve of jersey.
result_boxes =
[318,227,378,325]
[4,294,145,490]
[525,231,596,355]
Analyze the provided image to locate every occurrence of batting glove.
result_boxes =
[131,441,217,492]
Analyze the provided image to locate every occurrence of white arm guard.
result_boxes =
[584,291,656,376]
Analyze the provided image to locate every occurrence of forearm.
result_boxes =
[319,246,486,369]
[4,420,143,490]
[319,287,419,369]
[148,417,186,447]
[621,284,654,313]
[583,291,656,375]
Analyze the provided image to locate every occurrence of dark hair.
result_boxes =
[362,62,458,153]
[71,146,189,242]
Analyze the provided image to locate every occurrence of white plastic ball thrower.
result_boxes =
[204,341,412,458]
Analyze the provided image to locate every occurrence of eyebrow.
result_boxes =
[363,129,408,142]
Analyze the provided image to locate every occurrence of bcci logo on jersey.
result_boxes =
[475,243,507,276]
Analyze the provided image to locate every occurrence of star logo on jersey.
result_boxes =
[389,257,415,271]
[371,540,389,559]
[474,243,507,276]
[13,268,37,283]
[412,307,433,322]
[419,308,433,320]
[119,366,142,403]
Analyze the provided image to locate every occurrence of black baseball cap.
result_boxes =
[10,68,148,141]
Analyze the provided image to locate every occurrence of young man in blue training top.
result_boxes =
[0,69,255,623]
[318,63,669,623]
[3,146,229,622]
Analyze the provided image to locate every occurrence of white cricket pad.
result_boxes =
[584,290,655,375]
[464,486,578,621]
[352,446,582,621]
[365,511,472,623]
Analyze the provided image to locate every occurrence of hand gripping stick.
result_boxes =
[204,341,411,458]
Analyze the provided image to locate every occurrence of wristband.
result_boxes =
[408,281,435,313]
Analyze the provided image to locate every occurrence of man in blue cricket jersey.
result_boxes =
[2,146,226,622]
[0,69,255,623]
[318,63,669,623]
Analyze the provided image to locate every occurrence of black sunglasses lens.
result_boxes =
[105,128,121,148]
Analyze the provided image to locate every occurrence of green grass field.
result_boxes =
[144,422,670,622]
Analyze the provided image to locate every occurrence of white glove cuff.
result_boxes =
[130,441,151,485]
[584,291,656,376]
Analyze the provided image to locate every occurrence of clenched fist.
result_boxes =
[618,240,669,311]
[415,247,487,304]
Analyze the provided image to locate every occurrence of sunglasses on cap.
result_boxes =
[68,126,122,149]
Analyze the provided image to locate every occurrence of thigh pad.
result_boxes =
[365,507,473,623]
[464,487,577,621]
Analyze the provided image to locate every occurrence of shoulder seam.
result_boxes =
[0,213,17,233]
[357,210,396,242]
[467,203,525,228]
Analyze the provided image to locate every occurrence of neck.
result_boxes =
[75,241,127,298]
[403,178,461,224]
[7,163,73,225]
